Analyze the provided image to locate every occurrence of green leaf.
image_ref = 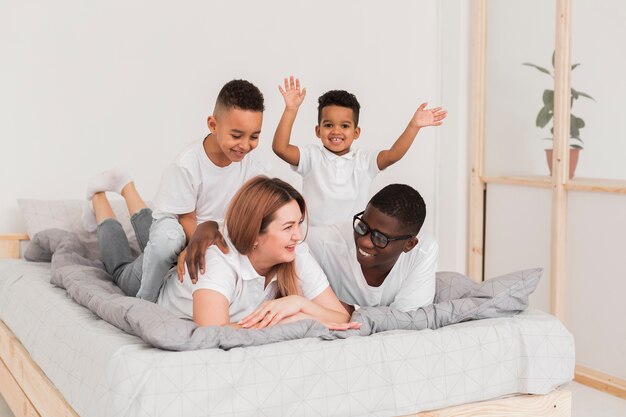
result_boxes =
[536,106,552,128]
[552,50,555,68]
[571,63,580,71]
[542,89,554,107]
[570,114,585,137]
[571,88,579,99]
[576,90,596,101]
[570,137,584,149]
[522,63,552,76]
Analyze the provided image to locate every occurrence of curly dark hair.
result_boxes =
[215,79,265,113]
[368,184,426,235]
[317,90,360,125]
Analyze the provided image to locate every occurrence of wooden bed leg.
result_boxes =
[0,321,79,417]
[0,357,40,417]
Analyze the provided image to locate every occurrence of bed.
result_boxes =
[0,232,575,417]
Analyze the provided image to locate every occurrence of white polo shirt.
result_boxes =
[293,145,381,226]
[306,222,437,312]
[153,137,271,224]
[158,239,330,322]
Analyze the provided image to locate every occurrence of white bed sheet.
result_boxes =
[0,260,575,417]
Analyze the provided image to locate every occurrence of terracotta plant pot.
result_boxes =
[545,148,580,179]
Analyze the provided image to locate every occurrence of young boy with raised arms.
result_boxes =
[272,76,447,226]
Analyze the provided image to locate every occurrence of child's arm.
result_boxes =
[376,103,447,170]
[178,211,197,243]
[272,76,306,166]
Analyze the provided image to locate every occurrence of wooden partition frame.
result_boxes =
[469,0,626,400]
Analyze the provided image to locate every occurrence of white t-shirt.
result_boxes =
[293,145,380,226]
[306,222,437,312]
[153,137,271,224]
[158,240,330,323]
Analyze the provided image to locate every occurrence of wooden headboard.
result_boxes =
[0,234,29,259]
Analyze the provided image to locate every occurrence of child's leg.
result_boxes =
[119,182,152,252]
[93,194,143,296]
[83,168,133,232]
[135,217,185,302]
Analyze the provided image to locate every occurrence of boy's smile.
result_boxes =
[206,108,263,167]
[315,105,360,156]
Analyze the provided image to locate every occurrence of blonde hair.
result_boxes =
[225,176,306,298]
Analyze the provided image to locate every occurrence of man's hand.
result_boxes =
[184,221,228,284]
[409,103,448,128]
[321,321,362,331]
[278,76,306,110]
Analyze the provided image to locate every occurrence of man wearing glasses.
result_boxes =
[306,183,437,315]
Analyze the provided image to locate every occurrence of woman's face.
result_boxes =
[254,200,303,266]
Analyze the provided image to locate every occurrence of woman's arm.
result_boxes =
[238,287,350,329]
[302,287,351,323]
[192,289,231,327]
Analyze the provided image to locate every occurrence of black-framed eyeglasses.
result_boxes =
[352,211,414,249]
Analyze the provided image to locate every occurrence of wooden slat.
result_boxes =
[0,321,79,417]
[482,176,553,188]
[467,0,487,282]
[549,0,571,321]
[403,389,571,417]
[0,234,29,260]
[0,357,40,417]
[566,177,626,194]
[575,365,626,400]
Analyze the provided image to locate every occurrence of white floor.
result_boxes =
[0,382,625,416]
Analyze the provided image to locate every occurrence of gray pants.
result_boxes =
[96,208,154,296]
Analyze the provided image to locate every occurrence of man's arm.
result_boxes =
[340,301,355,316]
[272,76,306,166]
[377,103,447,170]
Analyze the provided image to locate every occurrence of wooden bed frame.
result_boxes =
[0,234,572,417]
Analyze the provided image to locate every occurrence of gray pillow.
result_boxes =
[18,198,144,254]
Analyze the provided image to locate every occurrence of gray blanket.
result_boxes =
[25,229,541,351]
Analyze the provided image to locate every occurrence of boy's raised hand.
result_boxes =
[278,76,306,109]
[410,103,448,128]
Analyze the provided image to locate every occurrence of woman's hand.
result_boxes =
[238,295,305,329]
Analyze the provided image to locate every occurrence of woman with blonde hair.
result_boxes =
[90,174,353,329]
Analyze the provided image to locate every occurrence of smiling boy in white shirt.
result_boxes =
[272,76,447,226]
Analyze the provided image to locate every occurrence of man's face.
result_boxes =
[353,205,417,271]
[315,105,360,156]
[208,108,263,164]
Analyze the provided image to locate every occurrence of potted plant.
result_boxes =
[523,52,595,178]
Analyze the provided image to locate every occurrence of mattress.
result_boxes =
[0,259,575,417]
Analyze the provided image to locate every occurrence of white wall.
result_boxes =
[484,184,552,313]
[567,192,626,378]
[0,1,470,272]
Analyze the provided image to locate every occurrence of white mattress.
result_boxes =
[0,260,575,417]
